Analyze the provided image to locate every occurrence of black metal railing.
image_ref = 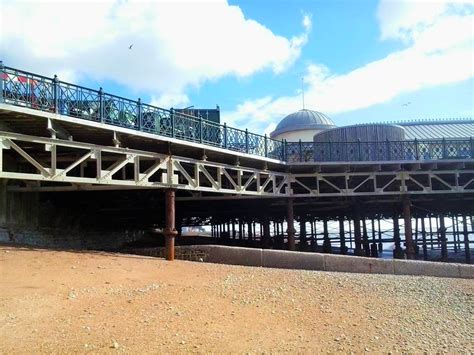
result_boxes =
[285,138,473,162]
[0,64,284,161]
[1,63,472,164]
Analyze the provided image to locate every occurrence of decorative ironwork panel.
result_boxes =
[103,94,138,129]
[201,120,222,146]
[58,82,100,121]
[141,103,172,136]
[173,111,199,142]
[2,68,54,112]
[267,139,283,160]
[226,127,247,153]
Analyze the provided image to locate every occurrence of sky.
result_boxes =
[1,0,473,136]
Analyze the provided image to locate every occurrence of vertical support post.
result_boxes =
[452,216,458,252]
[414,138,419,160]
[264,134,268,157]
[353,213,364,256]
[442,138,447,159]
[262,216,270,249]
[282,139,287,161]
[199,115,203,143]
[287,198,295,251]
[170,108,175,138]
[238,219,243,240]
[164,189,177,261]
[232,218,236,240]
[137,98,142,131]
[470,137,473,159]
[0,61,4,104]
[223,123,228,149]
[339,217,347,254]
[247,220,253,243]
[377,218,383,252]
[393,215,404,259]
[99,87,104,123]
[299,216,307,249]
[53,75,59,114]
[299,139,303,162]
[362,218,370,256]
[403,198,415,259]
[323,219,332,253]
[440,215,448,261]
[386,139,391,161]
[245,129,249,153]
[462,215,471,264]
[421,217,428,260]
[371,218,378,257]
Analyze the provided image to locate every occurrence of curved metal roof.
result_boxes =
[270,109,336,138]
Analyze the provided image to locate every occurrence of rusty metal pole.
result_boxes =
[287,198,296,251]
[164,189,177,261]
[353,213,364,256]
[403,198,416,259]
[440,215,448,261]
[462,215,471,264]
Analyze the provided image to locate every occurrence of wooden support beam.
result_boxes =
[164,189,177,261]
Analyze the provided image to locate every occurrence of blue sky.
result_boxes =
[2,0,473,135]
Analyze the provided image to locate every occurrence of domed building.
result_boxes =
[270,109,336,141]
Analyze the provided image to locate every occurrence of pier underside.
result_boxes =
[0,102,473,263]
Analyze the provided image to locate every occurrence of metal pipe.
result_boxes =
[164,189,177,261]
[403,199,415,259]
[287,198,295,251]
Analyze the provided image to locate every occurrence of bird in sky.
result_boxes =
[129,44,133,50]
[402,102,411,107]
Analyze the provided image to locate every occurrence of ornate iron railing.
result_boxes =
[286,138,473,162]
[0,64,284,161]
[0,64,472,164]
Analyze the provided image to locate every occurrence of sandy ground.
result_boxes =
[0,246,473,353]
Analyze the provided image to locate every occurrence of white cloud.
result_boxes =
[1,0,310,98]
[222,0,474,132]
[150,93,190,109]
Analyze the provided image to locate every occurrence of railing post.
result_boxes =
[283,139,287,161]
[245,129,249,153]
[223,123,228,148]
[470,137,473,159]
[0,61,4,104]
[199,115,203,143]
[357,138,362,161]
[414,138,419,160]
[299,139,303,162]
[442,137,447,159]
[386,139,391,161]
[137,98,142,131]
[53,74,59,114]
[264,134,268,157]
[99,87,104,123]
[170,107,175,138]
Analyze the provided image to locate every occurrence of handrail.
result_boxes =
[0,63,472,164]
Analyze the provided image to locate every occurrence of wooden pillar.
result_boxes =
[239,220,243,240]
[428,217,434,250]
[462,215,471,264]
[353,213,364,256]
[287,198,295,251]
[164,189,177,261]
[403,199,416,259]
[232,219,236,240]
[421,217,428,261]
[339,217,347,254]
[440,215,448,261]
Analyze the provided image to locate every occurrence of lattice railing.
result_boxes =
[1,64,472,164]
